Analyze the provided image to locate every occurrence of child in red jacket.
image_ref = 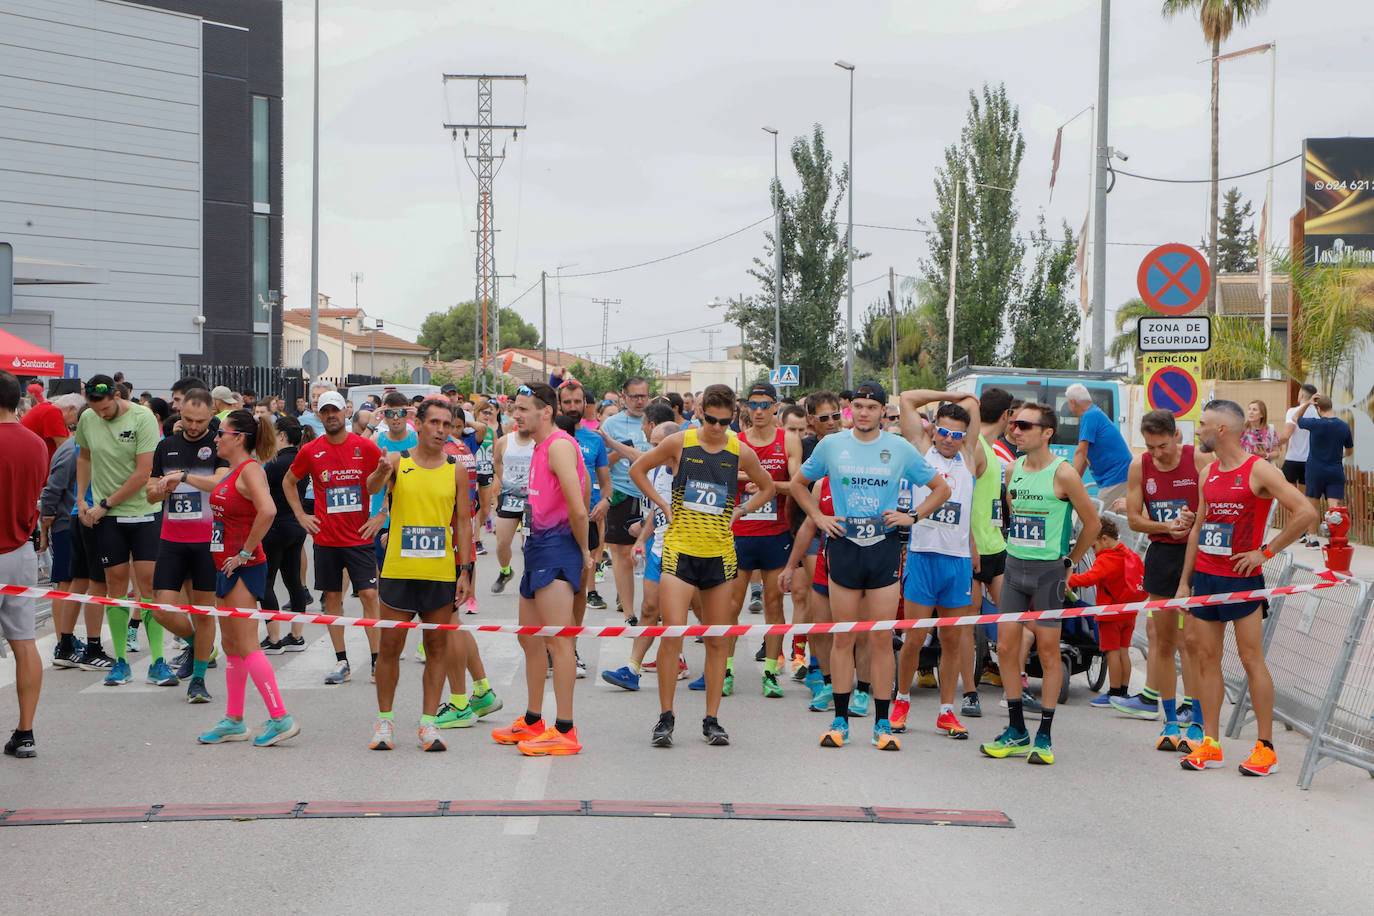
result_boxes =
[1068,517,1145,708]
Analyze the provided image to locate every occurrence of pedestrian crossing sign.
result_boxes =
[771,365,799,387]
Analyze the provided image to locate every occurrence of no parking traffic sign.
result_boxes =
[1137,243,1211,316]
[1143,352,1202,424]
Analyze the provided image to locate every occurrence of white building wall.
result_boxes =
[0,0,203,386]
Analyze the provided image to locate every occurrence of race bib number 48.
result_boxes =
[925,501,962,529]
[1199,522,1234,556]
[683,479,727,515]
[325,485,363,514]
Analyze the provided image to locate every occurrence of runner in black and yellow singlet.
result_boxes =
[630,384,777,748]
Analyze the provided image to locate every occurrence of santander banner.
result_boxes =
[9,354,63,376]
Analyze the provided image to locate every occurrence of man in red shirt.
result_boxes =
[283,391,385,684]
[21,393,83,462]
[0,370,51,758]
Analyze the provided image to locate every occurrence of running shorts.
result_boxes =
[154,539,217,593]
[605,494,641,546]
[1189,571,1265,622]
[49,527,72,584]
[902,551,973,610]
[70,521,105,584]
[216,561,267,600]
[1282,460,1306,487]
[380,577,456,615]
[1143,540,1187,597]
[973,548,1006,586]
[1095,613,1137,652]
[1305,465,1344,500]
[1000,555,1068,627]
[94,515,159,567]
[824,534,902,592]
[662,549,734,591]
[734,532,792,572]
[315,543,379,593]
[0,544,37,641]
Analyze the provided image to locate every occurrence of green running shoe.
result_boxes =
[979,725,1031,758]
[722,672,734,697]
[761,671,783,698]
[470,690,504,719]
[437,702,476,729]
[1027,733,1055,765]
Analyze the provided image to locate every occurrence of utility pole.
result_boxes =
[540,270,548,381]
[665,339,671,382]
[705,328,720,361]
[834,61,856,389]
[739,318,746,393]
[308,0,320,380]
[1091,0,1111,370]
[442,72,527,392]
[349,271,363,311]
[592,297,621,363]
[762,125,782,375]
[888,267,898,400]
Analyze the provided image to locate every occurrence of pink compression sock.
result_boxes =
[225,655,248,719]
[243,650,287,718]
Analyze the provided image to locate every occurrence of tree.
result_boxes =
[856,277,946,391]
[1003,217,1080,369]
[566,348,661,401]
[417,300,541,362]
[922,83,1026,371]
[1217,186,1258,273]
[732,124,864,388]
[1163,0,1272,313]
[1109,298,1155,379]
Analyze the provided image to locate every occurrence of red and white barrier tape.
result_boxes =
[1,571,1351,639]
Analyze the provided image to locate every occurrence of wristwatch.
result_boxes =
[459,562,475,576]
[98,498,110,511]
[1261,545,1275,560]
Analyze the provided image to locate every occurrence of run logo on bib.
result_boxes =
[1149,499,1187,525]
[684,479,727,515]
[1199,522,1234,556]
[1008,515,1047,550]
[845,515,887,545]
[325,485,363,514]
[400,526,447,558]
[167,491,203,521]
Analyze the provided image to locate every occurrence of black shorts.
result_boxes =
[1282,460,1306,486]
[974,549,1007,585]
[825,534,903,592]
[49,527,72,584]
[662,549,735,591]
[588,519,601,552]
[70,521,105,584]
[477,473,494,488]
[494,491,526,520]
[605,493,642,546]
[94,515,160,567]
[154,540,218,593]
[380,577,456,615]
[1143,540,1187,597]
[314,543,379,593]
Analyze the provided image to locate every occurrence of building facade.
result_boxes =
[281,300,430,381]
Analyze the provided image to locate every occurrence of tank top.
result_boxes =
[1142,444,1200,544]
[1006,456,1071,562]
[910,446,973,558]
[444,437,480,519]
[643,465,674,559]
[383,452,458,582]
[971,435,1006,555]
[663,428,739,557]
[497,434,535,515]
[210,461,265,566]
[733,427,790,537]
[813,478,833,587]
[1196,455,1272,578]
[476,427,495,476]
[526,429,587,539]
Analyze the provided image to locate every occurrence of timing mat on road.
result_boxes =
[0,799,1013,829]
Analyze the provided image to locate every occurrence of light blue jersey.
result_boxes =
[602,409,648,498]
[800,430,936,543]
[372,429,418,514]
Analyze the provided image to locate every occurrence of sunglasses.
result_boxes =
[699,413,732,427]
[215,429,244,439]
[1009,419,1049,432]
[884,413,900,422]
[383,409,406,419]
[557,378,581,389]
[747,400,775,411]
[810,411,843,423]
[599,400,614,408]
[626,392,649,400]
[85,382,112,400]
[935,426,965,440]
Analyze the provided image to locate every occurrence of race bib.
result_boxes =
[683,479,727,515]
[209,522,225,553]
[400,525,447,558]
[896,482,913,513]
[845,515,887,545]
[167,491,203,521]
[116,515,155,524]
[991,497,1003,524]
[325,485,363,514]
[742,496,777,521]
[925,501,962,529]
[501,493,526,514]
[1007,515,1047,550]
[521,500,533,532]
[1149,499,1187,525]
[1199,522,1234,556]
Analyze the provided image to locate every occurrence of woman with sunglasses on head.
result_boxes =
[188,409,300,747]
[369,392,419,570]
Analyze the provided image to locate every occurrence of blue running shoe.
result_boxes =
[197,717,248,744]
[849,689,870,718]
[1178,722,1206,755]
[820,716,849,747]
[1090,693,1115,709]
[1109,694,1160,719]
[872,719,900,751]
[146,658,179,687]
[688,674,706,691]
[808,683,833,712]
[601,666,641,691]
[103,659,131,687]
[804,667,823,694]
[1177,705,1196,726]
[252,715,300,747]
[175,649,193,681]
[1156,722,1183,752]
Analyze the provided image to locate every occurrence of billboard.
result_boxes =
[1304,137,1374,266]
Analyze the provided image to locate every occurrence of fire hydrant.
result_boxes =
[1322,505,1353,575]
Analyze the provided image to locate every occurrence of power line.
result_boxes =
[1111,152,1302,184]
[559,216,772,279]
[560,319,730,353]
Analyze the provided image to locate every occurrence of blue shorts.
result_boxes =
[1305,464,1344,499]
[812,582,829,597]
[216,561,267,600]
[645,546,662,584]
[806,534,822,557]
[902,551,974,610]
[49,527,72,584]
[1190,571,1265,622]
[734,532,792,571]
[520,529,584,599]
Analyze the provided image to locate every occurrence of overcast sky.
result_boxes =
[279,0,1374,376]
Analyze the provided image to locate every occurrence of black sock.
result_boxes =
[89,637,102,651]
[335,651,348,663]
[808,663,820,673]
[1008,699,1026,734]
[554,718,574,734]
[130,619,142,631]
[524,710,541,726]
[1259,738,1274,750]
[822,674,832,685]
[833,691,852,719]
[856,680,872,695]
[1037,707,1055,740]
[370,652,378,666]
[1109,685,1128,697]
[874,698,890,722]
[58,633,75,651]
[964,690,978,701]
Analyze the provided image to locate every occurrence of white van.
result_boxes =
[343,383,440,407]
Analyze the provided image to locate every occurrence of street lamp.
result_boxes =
[945,179,1013,374]
[708,296,747,393]
[834,60,855,389]
[762,126,782,379]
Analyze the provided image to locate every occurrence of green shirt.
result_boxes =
[74,403,160,517]
[1006,456,1072,562]
[971,435,1006,555]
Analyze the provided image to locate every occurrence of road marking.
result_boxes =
[503,687,554,837]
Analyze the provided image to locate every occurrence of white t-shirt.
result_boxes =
[1284,404,1319,463]
[910,446,974,559]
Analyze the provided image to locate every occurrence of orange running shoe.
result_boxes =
[1238,740,1277,777]
[890,698,911,733]
[518,726,582,757]
[492,716,545,745]
[935,710,969,740]
[1180,736,1224,770]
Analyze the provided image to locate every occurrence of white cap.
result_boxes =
[317,392,347,412]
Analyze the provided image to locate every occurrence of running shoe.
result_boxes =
[961,693,983,718]
[77,647,115,672]
[418,722,446,752]
[103,659,131,687]
[872,719,900,751]
[185,676,211,704]
[491,568,514,594]
[748,585,763,613]
[688,674,706,691]
[146,658,179,687]
[1089,692,1115,709]
[575,651,587,679]
[586,590,607,610]
[936,710,969,740]
[820,717,849,747]
[625,615,638,627]
[463,597,478,615]
[175,650,194,681]
[52,642,83,669]
[677,657,691,680]
[594,561,606,584]
[519,726,582,756]
[722,672,734,697]
[324,660,351,685]
[492,717,545,745]
[415,642,426,663]
[791,654,809,682]
[616,599,625,617]
[3,730,36,758]
[916,670,937,689]
[980,662,1002,687]
[260,636,281,654]
[652,711,675,747]
[470,690,503,719]
[126,626,140,653]
[1239,741,1277,777]
[253,715,300,747]
[433,702,472,728]
[762,670,783,698]
[474,540,488,556]
[804,667,823,694]
[1109,694,1160,719]
[754,641,767,662]
[370,717,395,750]
[602,666,641,691]
[980,726,1031,758]
[890,698,911,733]
[849,689,870,717]
[1027,734,1055,765]
[808,683,833,712]
[197,717,249,744]
[1180,737,1225,770]
[1156,723,1183,752]
[1177,705,1195,727]
[701,716,729,746]
[1178,723,1206,754]
[278,634,307,652]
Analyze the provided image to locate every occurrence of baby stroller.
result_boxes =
[1023,612,1108,704]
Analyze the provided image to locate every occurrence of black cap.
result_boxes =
[852,381,887,405]
[747,381,777,401]
[440,383,459,395]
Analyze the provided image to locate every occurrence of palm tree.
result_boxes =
[1161,0,1271,315]
[1109,298,1154,379]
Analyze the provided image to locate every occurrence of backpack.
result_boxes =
[1121,546,1147,602]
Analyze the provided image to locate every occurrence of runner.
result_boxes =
[629,384,776,747]
[260,417,312,652]
[602,377,652,623]
[789,381,950,752]
[1177,400,1316,776]
[892,388,983,739]
[1122,409,1208,751]
[1278,384,1319,545]
[778,404,813,677]
[40,435,106,671]
[193,409,300,748]
[370,391,419,573]
[365,397,474,752]
[490,384,590,756]
[283,391,386,685]
[490,423,534,594]
[979,401,1099,766]
[969,386,1015,711]
[472,399,500,547]
[557,381,612,614]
